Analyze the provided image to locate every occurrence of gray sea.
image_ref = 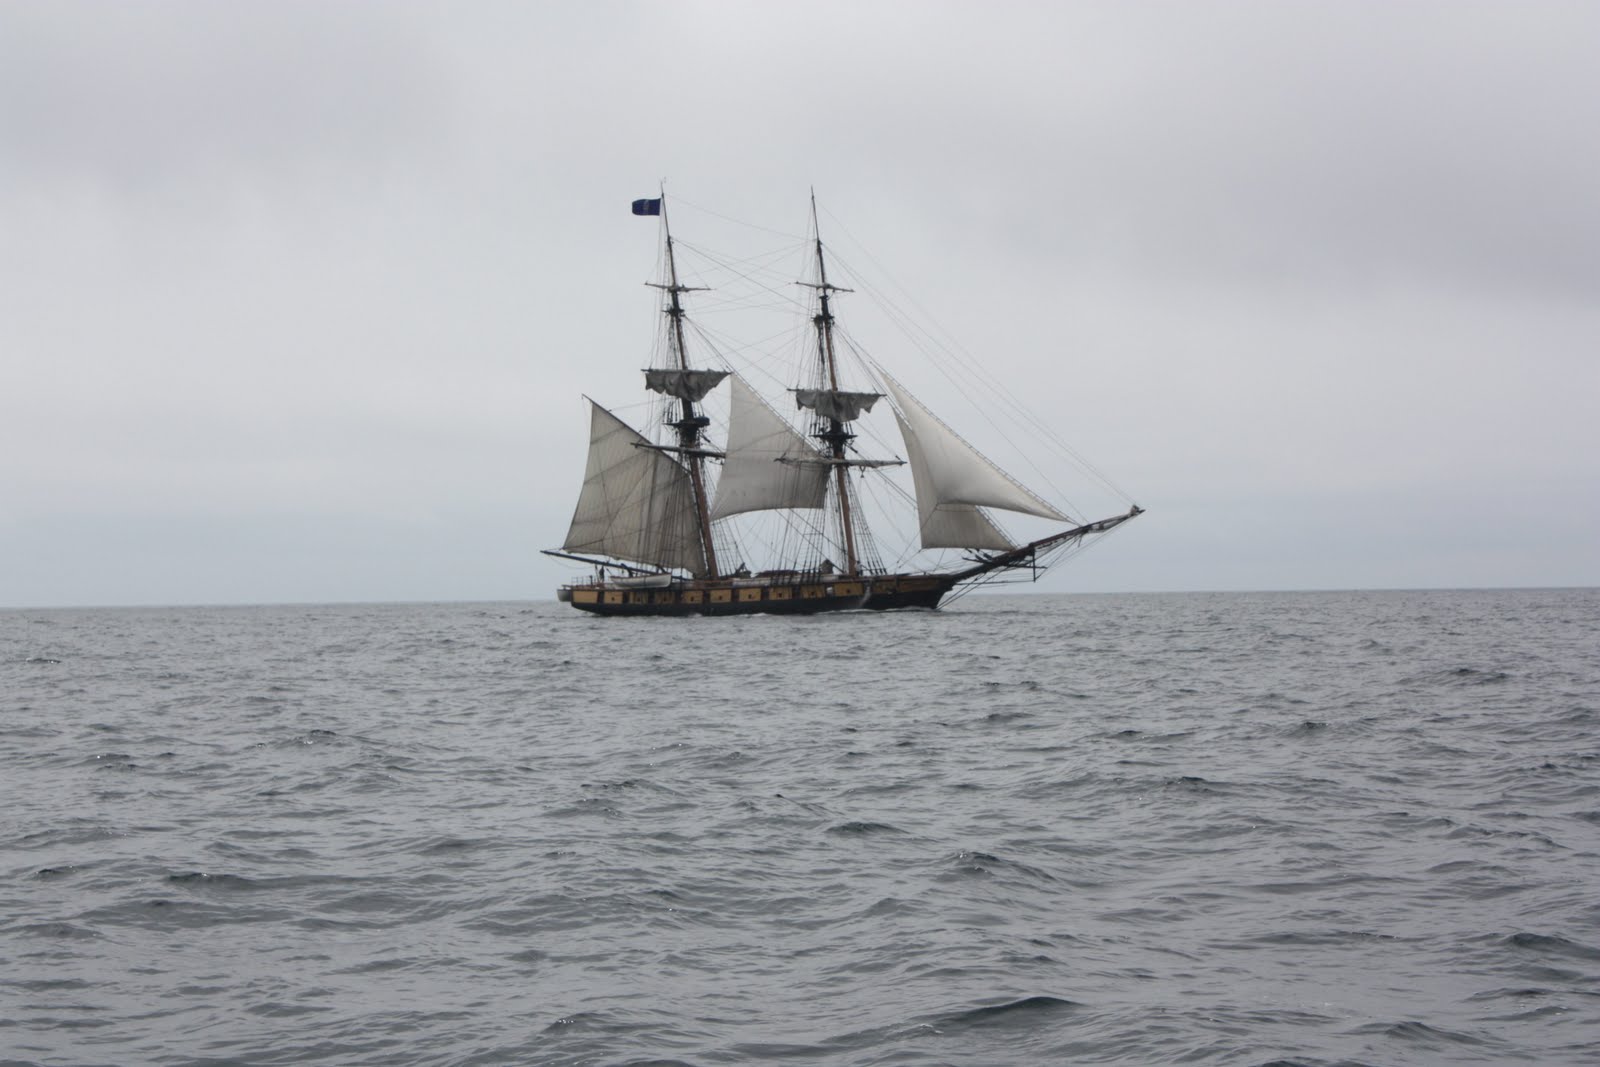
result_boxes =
[3,588,1598,1066]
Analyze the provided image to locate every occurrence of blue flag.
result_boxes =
[631,198,662,216]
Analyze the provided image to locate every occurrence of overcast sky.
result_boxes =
[2,1,1596,607]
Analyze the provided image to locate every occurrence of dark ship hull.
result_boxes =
[558,572,957,617]
[554,509,1143,617]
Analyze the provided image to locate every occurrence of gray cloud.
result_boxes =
[0,4,451,195]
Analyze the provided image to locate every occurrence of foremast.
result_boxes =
[649,196,721,578]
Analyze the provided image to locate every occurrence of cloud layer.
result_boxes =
[2,1,1596,605]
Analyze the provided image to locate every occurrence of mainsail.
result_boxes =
[562,401,707,574]
[711,376,831,519]
[883,375,1071,550]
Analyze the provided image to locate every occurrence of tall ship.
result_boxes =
[547,193,1142,616]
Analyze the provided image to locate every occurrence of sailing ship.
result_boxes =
[546,193,1142,616]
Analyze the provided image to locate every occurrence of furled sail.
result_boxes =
[884,376,1071,550]
[711,376,831,519]
[563,401,707,574]
[794,388,881,423]
[643,368,729,404]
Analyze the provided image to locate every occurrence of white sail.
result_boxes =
[892,408,1014,550]
[711,376,831,519]
[884,376,1071,550]
[562,401,707,574]
[644,368,729,404]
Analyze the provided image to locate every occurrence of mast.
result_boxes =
[655,196,721,578]
[807,192,861,576]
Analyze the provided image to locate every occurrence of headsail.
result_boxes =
[891,407,1013,550]
[883,375,1072,550]
[562,401,708,575]
[711,376,831,520]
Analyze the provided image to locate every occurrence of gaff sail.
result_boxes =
[562,401,708,574]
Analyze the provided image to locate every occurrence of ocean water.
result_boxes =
[2,588,1598,1067]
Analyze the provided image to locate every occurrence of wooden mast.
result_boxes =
[658,195,720,578]
[808,193,861,576]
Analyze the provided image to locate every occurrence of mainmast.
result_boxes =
[651,196,721,578]
[806,193,862,576]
